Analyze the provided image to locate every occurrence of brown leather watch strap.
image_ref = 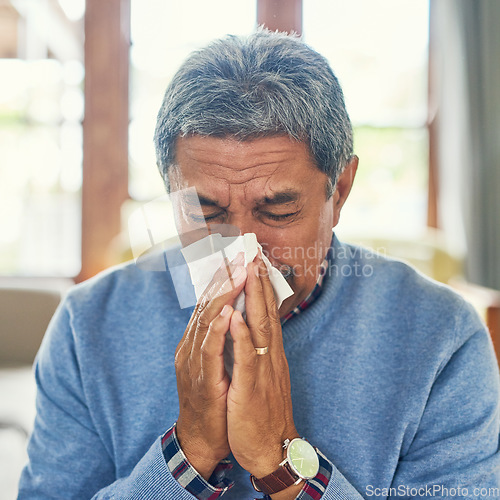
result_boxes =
[250,462,300,495]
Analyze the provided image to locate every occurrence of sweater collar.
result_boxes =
[281,234,350,345]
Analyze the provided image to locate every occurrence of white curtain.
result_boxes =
[430,0,500,290]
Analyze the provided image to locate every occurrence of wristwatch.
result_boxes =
[250,438,320,495]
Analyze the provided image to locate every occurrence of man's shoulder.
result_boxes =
[339,240,464,301]
[65,247,193,315]
[336,240,487,348]
[67,258,158,302]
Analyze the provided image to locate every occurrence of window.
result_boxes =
[129,0,256,201]
[303,0,429,239]
[0,0,84,276]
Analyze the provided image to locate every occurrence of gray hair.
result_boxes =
[154,28,353,196]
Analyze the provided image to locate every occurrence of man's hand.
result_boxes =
[226,250,300,480]
[175,252,247,480]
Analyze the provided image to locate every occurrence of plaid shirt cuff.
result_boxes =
[162,423,234,499]
[260,447,332,500]
[296,448,332,499]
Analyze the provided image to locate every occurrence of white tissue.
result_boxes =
[181,233,294,377]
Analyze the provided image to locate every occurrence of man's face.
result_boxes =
[170,134,357,317]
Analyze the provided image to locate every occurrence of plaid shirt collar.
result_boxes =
[280,244,333,326]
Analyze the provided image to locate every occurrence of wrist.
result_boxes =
[270,482,304,500]
[251,435,319,497]
[185,454,219,481]
[249,432,301,479]
[175,424,223,481]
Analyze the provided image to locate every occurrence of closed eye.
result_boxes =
[189,211,299,223]
[263,212,299,221]
[188,212,224,223]
[203,213,224,221]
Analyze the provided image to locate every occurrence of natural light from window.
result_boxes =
[303,0,429,240]
[0,0,84,276]
[129,0,256,201]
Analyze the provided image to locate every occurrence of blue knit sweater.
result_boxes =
[18,238,500,499]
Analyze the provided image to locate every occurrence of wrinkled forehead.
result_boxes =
[170,135,323,202]
[171,133,317,166]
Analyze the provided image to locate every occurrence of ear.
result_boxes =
[332,155,358,228]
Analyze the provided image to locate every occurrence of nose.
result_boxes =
[224,214,256,238]
[223,215,274,259]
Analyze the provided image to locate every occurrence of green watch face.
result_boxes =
[287,438,320,479]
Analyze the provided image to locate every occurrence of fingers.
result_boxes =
[244,254,272,351]
[197,251,245,314]
[176,252,246,363]
[256,249,280,323]
[188,252,245,337]
[229,310,260,391]
[192,264,247,355]
[201,304,233,384]
[255,249,283,352]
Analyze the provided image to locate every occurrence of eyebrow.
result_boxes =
[256,190,300,206]
[182,193,224,208]
[189,190,301,209]
[197,195,224,207]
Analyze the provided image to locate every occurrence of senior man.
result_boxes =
[19,30,500,499]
